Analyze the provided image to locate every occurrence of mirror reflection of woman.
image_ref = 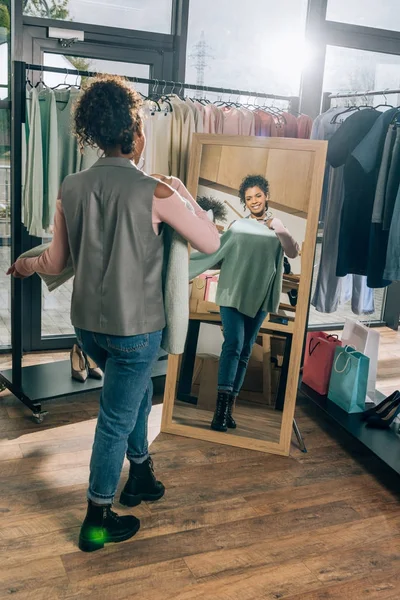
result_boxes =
[212,175,300,432]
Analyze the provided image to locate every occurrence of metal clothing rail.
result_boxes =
[322,87,400,114]
[25,63,298,104]
[329,88,400,99]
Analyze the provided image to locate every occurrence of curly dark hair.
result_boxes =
[74,75,143,154]
[238,175,270,206]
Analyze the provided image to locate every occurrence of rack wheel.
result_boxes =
[32,411,47,424]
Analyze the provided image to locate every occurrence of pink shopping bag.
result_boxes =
[303,332,342,396]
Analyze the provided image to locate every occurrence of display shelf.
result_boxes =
[0,358,167,419]
[299,383,400,476]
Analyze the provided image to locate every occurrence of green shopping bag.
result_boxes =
[328,345,370,413]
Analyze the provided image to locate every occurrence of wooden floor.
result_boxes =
[0,328,399,599]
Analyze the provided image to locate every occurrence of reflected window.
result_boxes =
[186,0,308,96]
[23,0,173,34]
[327,0,400,33]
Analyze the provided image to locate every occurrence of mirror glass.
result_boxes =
[171,142,308,444]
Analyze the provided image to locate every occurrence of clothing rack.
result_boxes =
[0,60,301,423]
[25,63,300,110]
[322,88,400,113]
[303,87,400,474]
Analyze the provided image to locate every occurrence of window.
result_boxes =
[327,0,400,33]
[186,0,309,97]
[323,46,400,105]
[23,0,173,34]
[43,54,150,96]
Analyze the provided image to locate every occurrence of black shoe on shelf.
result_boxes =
[226,394,237,429]
[79,500,140,553]
[366,400,400,429]
[211,391,230,432]
[362,390,400,421]
[120,456,165,507]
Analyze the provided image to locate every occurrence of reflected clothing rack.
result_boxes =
[0,60,301,424]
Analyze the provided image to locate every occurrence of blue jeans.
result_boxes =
[218,307,267,396]
[75,328,162,505]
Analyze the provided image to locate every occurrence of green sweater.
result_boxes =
[189,219,284,318]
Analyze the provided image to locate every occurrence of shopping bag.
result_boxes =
[302,332,342,395]
[205,275,219,303]
[341,319,380,403]
[328,345,370,413]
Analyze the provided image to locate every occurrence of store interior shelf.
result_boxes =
[299,383,400,476]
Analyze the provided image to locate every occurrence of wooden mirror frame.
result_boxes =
[161,134,327,457]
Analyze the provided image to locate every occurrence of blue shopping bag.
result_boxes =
[328,345,370,413]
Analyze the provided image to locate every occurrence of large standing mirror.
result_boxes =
[162,135,327,456]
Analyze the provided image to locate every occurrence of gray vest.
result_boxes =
[61,157,165,336]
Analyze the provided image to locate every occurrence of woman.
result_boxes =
[211,174,299,432]
[8,75,220,552]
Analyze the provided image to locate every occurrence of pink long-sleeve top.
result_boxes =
[16,176,220,278]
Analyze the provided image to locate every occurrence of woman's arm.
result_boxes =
[269,218,300,259]
[152,175,220,254]
[10,199,70,278]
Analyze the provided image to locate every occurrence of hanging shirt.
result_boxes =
[384,183,400,281]
[383,125,400,230]
[311,107,374,315]
[281,112,298,138]
[222,106,242,135]
[38,88,58,231]
[24,88,44,237]
[240,108,256,136]
[338,107,398,287]
[297,114,313,139]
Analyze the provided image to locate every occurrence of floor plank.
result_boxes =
[0,327,399,598]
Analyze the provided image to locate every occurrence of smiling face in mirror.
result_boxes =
[240,175,270,220]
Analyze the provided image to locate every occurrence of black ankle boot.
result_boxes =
[211,391,230,432]
[227,394,237,429]
[120,456,165,507]
[79,500,140,553]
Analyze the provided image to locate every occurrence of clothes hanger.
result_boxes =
[330,93,365,124]
[373,91,394,111]
[52,68,72,91]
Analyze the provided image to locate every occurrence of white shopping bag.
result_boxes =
[196,323,224,359]
[341,319,380,404]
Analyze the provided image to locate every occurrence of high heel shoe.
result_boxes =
[366,397,400,429]
[71,344,88,382]
[361,390,400,421]
[86,355,103,380]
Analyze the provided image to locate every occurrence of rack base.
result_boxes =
[299,384,400,475]
[0,359,167,419]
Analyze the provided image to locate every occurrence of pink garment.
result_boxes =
[16,176,220,278]
[222,107,242,135]
[254,110,277,137]
[240,108,255,136]
[281,112,298,138]
[297,114,313,139]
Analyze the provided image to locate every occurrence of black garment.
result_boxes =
[328,108,397,287]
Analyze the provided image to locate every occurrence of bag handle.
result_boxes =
[334,346,357,374]
[327,334,339,340]
[308,339,320,356]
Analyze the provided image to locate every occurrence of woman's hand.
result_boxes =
[6,263,26,279]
